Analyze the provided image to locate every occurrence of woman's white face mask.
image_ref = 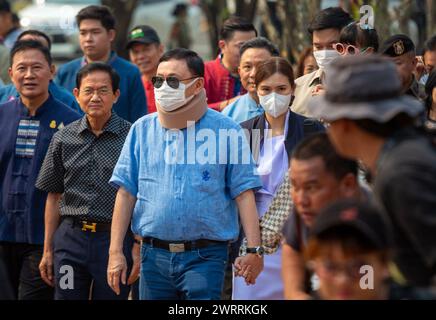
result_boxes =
[154,78,197,112]
[259,92,292,118]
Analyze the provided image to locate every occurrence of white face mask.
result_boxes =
[313,49,340,69]
[259,92,292,118]
[154,78,197,112]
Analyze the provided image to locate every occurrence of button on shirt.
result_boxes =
[0,96,81,244]
[110,109,262,241]
[36,113,131,223]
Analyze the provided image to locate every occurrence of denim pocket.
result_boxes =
[196,245,228,264]
[140,244,150,264]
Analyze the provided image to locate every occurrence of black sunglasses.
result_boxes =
[151,76,198,89]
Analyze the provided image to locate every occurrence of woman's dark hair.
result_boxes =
[296,47,316,78]
[159,48,204,77]
[76,62,120,92]
[339,22,379,52]
[254,57,295,88]
[76,5,115,31]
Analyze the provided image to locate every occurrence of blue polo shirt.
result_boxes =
[0,95,81,244]
[0,81,82,114]
[55,52,147,123]
[222,93,264,123]
[110,108,262,242]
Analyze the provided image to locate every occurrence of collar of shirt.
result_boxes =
[77,112,124,135]
[18,94,53,118]
[81,51,117,67]
[308,68,324,87]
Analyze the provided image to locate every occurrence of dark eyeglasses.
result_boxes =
[333,43,368,56]
[151,76,198,89]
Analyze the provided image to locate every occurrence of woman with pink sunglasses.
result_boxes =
[333,22,379,56]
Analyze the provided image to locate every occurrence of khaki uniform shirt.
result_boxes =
[291,68,323,117]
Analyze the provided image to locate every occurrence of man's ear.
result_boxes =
[73,88,80,102]
[113,89,120,103]
[218,40,226,52]
[108,29,116,42]
[8,67,13,82]
[158,43,164,56]
[339,172,359,198]
[49,64,56,80]
[193,77,204,94]
[412,55,418,67]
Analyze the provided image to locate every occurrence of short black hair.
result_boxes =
[10,40,52,67]
[423,35,436,56]
[339,22,379,52]
[159,48,204,77]
[76,62,120,93]
[308,7,353,35]
[291,132,358,180]
[18,30,52,50]
[220,16,257,41]
[76,5,116,31]
[0,0,10,13]
[240,37,280,58]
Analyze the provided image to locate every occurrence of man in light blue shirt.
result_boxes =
[222,37,279,123]
[107,48,264,300]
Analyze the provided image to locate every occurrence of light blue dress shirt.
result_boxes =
[110,108,262,241]
[221,93,264,123]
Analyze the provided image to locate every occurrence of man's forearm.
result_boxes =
[235,189,261,247]
[43,192,62,253]
[109,187,137,254]
[282,243,308,299]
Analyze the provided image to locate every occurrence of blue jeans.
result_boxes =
[139,242,228,300]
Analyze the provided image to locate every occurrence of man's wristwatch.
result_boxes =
[239,246,265,257]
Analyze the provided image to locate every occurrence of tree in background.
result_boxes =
[103,0,140,59]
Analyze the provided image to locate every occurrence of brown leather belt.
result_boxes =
[142,237,227,253]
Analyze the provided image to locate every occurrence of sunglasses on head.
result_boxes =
[333,43,368,56]
[151,76,198,89]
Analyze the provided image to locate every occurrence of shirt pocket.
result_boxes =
[188,164,224,195]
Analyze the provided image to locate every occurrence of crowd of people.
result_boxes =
[0,0,436,301]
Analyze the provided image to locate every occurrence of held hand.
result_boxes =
[107,251,128,295]
[234,254,263,285]
[127,242,140,285]
[39,251,55,287]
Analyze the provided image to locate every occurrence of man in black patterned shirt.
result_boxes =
[36,62,139,300]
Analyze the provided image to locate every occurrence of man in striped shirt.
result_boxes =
[0,40,80,299]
